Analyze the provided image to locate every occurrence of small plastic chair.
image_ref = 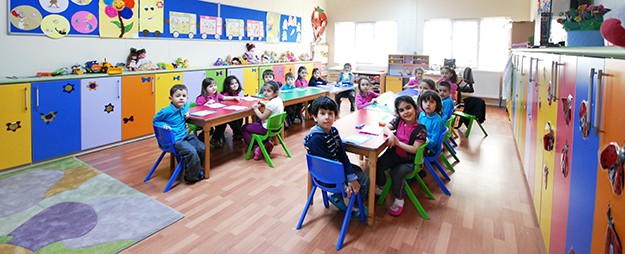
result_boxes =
[377,139,435,219]
[453,111,488,137]
[424,128,455,196]
[144,125,184,193]
[443,118,460,162]
[188,102,202,136]
[245,112,292,167]
[296,154,366,250]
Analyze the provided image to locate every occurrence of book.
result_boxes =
[359,125,383,135]
[343,133,372,145]
[223,105,248,111]
[190,110,216,117]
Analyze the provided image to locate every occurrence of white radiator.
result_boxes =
[470,70,502,100]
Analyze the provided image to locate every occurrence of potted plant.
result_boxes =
[557,4,610,46]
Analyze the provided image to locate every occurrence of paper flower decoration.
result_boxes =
[103,0,135,38]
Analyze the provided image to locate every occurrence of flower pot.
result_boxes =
[566,30,605,47]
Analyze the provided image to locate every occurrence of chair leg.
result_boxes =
[257,139,274,168]
[337,193,357,250]
[444,141,460,162]
[321,190,330,208]
[425,162,451,196]
[449,136,458,147]
[414,174,435,200]
[145,151,167,182]
[163,159,184,192]
[434,160,452,180]
[477,121,488,137]
[440,154,455,173]
[296,186,317,229]
[377,177,393,205]
[404,181,429,219]
[276,135,292,158]
[245,137,256,160]
[464,117,475,137]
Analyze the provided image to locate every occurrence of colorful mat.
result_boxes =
[0,157,183,253]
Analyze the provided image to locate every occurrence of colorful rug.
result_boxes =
[0,157,183,253]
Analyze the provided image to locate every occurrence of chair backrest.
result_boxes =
[190,102,196,107]
[444,118,454,138]
[463,67,474,85]
[265,112,287,137]
[413,138,429,166]
[306,154,346,194]
[428,128,449,158]
[153,125,177,154]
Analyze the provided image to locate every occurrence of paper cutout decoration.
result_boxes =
[6,121,22,132]
[63,83,75,93]
[561,141,569,177]
[246,20,264,40]
[199,16,222,39]
[543,122,554,151]
[139,0,164,37]
[265,12,280,44]
[281,15,301,42]
[169,11,196,38]
[41,14,70,39]
[579,100,590,139]
[71,0,93,6]
[104,103,115,113]
[562,94,573,126]
[39,0,69,13]
[225,18,244,40]
[41,112,58,124]
[71,11,98,34]
[599,142,625,195]
[86,81,98,90]
[311,6,327,43]
[10,6,43,31]
[99,0,138,38]
[543,163,549,189]
[123,115,134,124]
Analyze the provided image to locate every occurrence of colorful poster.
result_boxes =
[41,14,70,38]
[71,11,97,34]
[199,16,222,39]
[9,5,43,31]
[265,12,280,44]
[139,0,164,37]
[71,0,93,5]
[39,0,69,13]
[280,15,301,43]
[246,20,263,40]
[169,11,197,38]
[99,0,138,38]
[225,18,244,40]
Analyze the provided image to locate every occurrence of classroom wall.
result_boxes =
[0,0,326,77]
[326,0,531,69]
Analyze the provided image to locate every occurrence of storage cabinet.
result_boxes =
[226,68,244,94]
[121,74,154,140]
[243,67,259,95]
[206,68,226,92]
[272,65,285,84]
[80,77,122,150]
[31,80,81,162]
[0,83,31,170]
[385,76,402,93]
[183,70,207,101]
[387,54,429,77]
[155,72,183,112]
[258,65,273,87]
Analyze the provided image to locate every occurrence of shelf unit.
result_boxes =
[386,54,429,93]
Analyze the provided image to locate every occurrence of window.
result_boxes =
[334,21,397,66]
[424,17,511,71]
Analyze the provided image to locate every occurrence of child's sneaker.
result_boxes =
[327,193,347,211]
[375,186,383,196]
[253,146,262,160]
[210,138,223,148]
[388,199,405,216]
[265,141,274,154]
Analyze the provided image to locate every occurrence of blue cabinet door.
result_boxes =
[564,56,603,254]
[31,80,81,161]
[81,77,122,149]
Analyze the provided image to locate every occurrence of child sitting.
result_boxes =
[375,95,427,216]
[295,66,309,88]
[304,96,369,214]
[403,67,425,90]
[355,77,379,110]
[196,77,240,148]
[438,66,459,101]
[259,69,282,93]
[308,68,327,86]
[282,72,304,124]
[418,90,446,154]
[153,84,205,183]
[335,63,356,112]
[242,81,284,160]
[214,75,245,142]
[438,81,455,120]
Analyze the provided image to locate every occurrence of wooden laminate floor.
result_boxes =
[78,104,546,253]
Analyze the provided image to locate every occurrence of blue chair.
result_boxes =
[144,125,184,193]
[296,154,366,250]
[377,139,434,219]
[424,128,455,196]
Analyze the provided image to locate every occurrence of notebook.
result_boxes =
[343,133,372,145]
[223,105,248,111]
[359,125,383,135]
[190,110,216,117]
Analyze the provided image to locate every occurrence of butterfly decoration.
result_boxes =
[605,205,622,254]
[141,77,151,83]
[561,94,573,126]
[599,142,625,196]
[543,122,554,151]
[561,141,569,178]
[216,71,223,76]
[579,100,590,139]
[173,76,180,81]
[252,68,256,72]
[123,116,134,124]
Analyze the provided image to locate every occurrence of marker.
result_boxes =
[355,123,365,129]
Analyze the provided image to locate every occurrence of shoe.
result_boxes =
[350,107,355,112]
[293,117,301,124]
[388,199,405,216]
[253,146,262,161]
[210,139,223,148]
[418,168,427,178]
[375,186,383,196]
[198,170,205,180]
[351,205,368,219]
[327,193,347,211]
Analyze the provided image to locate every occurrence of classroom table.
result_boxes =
[254,87,329,106]
[187,99,259,179]
[307,109,394,225]
[397,88,419,97]
[315,83,355,95]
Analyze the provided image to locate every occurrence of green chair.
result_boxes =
[443,118,460,162]
[453,111,488,137]
[377,139,435,219]
[188,102,202,136]
[245,112,291,167]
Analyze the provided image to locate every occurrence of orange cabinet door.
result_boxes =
[121,75,155,140]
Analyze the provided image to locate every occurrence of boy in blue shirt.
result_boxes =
[153,84,205,183]
[438,81,455,120]
[304,96,369,214]
[335,63,356,112]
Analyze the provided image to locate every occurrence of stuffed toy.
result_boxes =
[231,56,242,65]
[278,52,288,63]
[126,48,139,71]
[270,51,278,63]
[243,43,260,64]
[286,51,297,62]
[136,48,159,71]
[299,53,312,61]
[225,55,233,65]
[261,51,271,63]
[601,4,625,47]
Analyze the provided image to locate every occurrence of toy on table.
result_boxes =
[243,42,260,64]
[71,64,84,75]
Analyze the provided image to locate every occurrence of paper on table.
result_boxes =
[240,96,257,101]
[359,125,383,135]
[190,110,217,117]
[343,133,372,145]
[223,105,248,111]
[207,103,226,108]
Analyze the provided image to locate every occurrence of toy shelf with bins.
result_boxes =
[387,54,429,77]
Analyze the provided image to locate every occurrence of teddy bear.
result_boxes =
[286,51,297,62]
[270,51,278,63]
[261,51,271,64]
[136,48,159,71]
[601,4,625,47]
[299,53,312,61]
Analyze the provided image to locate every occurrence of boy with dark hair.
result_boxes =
[438,81,455,120]
[335,63,356,111]
[153,84,205,183]
[304,96,369,213]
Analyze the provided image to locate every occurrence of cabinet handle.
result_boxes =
[36,86,39,110]
[550,61,555,101]
[595,70,610,136]
[521,56,526,75]
[528,57,533,81]
[588,68,595,133]
[151,77,155,93]
[24,87,28,110]
[117,80,121,99]
[554,62,564,100]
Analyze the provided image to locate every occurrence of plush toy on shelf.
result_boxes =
[601,4,625,47]
[213,58,225,66]
[173,57,189,68]
[231,56,242,65]
[243,42,260,64]
[136,48,159,71]
[299,53,312,61]
[126,48,139,71]
[261,51,271,63]
[286,51,297,62]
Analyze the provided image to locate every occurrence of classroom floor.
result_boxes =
[78,102,546,253]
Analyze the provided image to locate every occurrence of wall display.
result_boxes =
[199,15,222,40]
[265,12,280,44]
[280,15,301,43]
[98,0,138,38]
[311,6,326,43]
[41,14,70,38]
[169,11,196,38]
[138,0,164,37]
[225,18,244,40]
[246,19,264,41]
[9,0,98,36]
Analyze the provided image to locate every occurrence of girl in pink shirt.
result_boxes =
[295,66,309,88]
[437,66,458,101]
[355,77,379,109]
[403,67,424,90]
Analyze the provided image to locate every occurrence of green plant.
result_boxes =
[557,4,610,31]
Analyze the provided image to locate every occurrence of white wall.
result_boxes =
[326,0,531,69]
[0,0,326,77]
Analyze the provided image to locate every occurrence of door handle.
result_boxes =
[24,87,28,110]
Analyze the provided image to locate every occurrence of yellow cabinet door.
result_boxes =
[155,72,183,112]
[0,83,32,170]
[385,76,403,93]
[243,67,260,95]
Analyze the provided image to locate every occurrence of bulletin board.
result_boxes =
[7,0,302,43]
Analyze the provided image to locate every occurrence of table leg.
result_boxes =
[367,152,377,225]
[204,127,211,179]
[307,174,313,204]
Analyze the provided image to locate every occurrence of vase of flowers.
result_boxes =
[557,4,610,47]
